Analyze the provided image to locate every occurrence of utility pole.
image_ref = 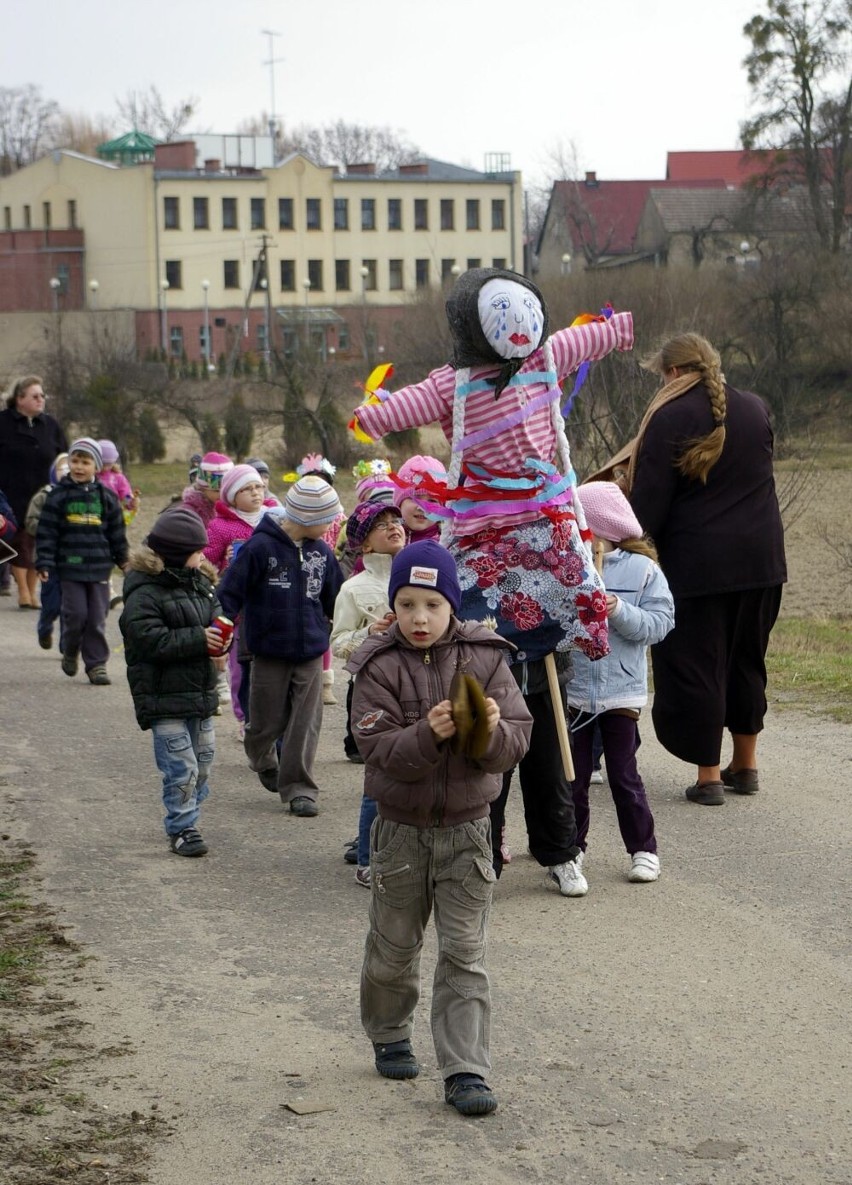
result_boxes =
[261,29,283,145]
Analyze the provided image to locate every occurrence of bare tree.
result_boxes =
[51,110,117,157]
[741,0,852,253]
[0,84,60,174]
[115,86,198,141]
[282,120,420,172]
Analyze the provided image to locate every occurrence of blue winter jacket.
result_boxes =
[565,548,674,713]
[217,513,343,662]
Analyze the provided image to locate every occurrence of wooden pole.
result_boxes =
[544,652,575,782]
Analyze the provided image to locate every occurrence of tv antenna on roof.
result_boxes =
[261,29,283,142]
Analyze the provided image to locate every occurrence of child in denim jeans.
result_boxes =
[120,507,228,857]
[347,540,532,1116]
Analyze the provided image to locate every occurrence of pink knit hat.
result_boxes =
[220,464,263,505]
[578,482,643,543]
[392,455,447,508]
[196,451,233,490]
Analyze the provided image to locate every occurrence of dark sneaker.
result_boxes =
[38,633,53,650]
[721,766,760,795]
[87,666,111,685]
[109,594,124,610]
[343,838,358,864]
[257,767,279,792]
[444,1073,498,1116]
[685,780,726,806]
[61,652,79,677]
[373,1039,419,1080]
[289,796,318,817]
[169,828,208,857]
[346,751,365,764]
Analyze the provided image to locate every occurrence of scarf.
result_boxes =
[586,372,702,492]
[230,506,266,528]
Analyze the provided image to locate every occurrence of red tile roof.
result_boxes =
[552,177,727,256]
[666,150,789,186]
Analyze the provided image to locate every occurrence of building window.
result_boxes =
[163,196,179,229]
[334,198,349,230]
[223,260,240,289]
[491,199,506,230]
[306,198,321,230]
[441,259,457,284]
[466,199,480,230]
[279,197,294,230]
[222,197,237,229]
[361,259,377,291]
[56,264,70,293]
[257,322,268,354]
[193,197,209,230]
[415,258,429,288]
[414,199,428,230]
[282,328,297,356]
[252,257,268,290]
[388,198,402,230]
[165,260,182,289]
[169,325,184,358]
[466,258,481,270]
[440,199,454,230]
[361,198,376,231]
[388,259,403,290]
[280,259,295,291]
[67,200,77,229]
[307,259,323,290]
[3,207,10,231]
[338,323,350,351]
[250,198,266,229]
[492,257,507,269]
[23,205,31,229]
[43,202,51,229]
[335,260,351,291]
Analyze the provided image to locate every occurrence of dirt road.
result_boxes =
[1,602,850,1185]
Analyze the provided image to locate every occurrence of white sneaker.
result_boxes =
[548,859,588,897]
[628,851,660,883]
[590,769,604,784]
[216,670,231,706]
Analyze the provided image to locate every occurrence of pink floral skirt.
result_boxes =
[452,515,609,664]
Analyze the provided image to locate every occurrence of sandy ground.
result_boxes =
[1,584,851,1184]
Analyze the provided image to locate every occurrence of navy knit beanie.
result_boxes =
[388,540,460,613]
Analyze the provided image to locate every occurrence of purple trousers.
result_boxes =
[60,579,110,672]
[570,710,657,856]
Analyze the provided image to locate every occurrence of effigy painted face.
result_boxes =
[477,278,544,360]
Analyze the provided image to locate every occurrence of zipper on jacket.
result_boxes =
[422,646,448,827]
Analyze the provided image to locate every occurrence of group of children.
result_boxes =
[9,434,675,1120]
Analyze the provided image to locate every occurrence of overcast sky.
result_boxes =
[7,0,771,186]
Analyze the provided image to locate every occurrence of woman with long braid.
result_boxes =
[622,332,786,805]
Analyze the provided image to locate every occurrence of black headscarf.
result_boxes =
[445,268,550,397]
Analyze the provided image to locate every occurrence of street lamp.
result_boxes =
[561,252,573,276]
[201,279,211,368]
[160,279,169,354]
[259,277,271,368]
[88,278,99,309]
[49,276,61,311]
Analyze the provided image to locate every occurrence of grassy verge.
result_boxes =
[0,838,169,1183]
[767,616,852,723]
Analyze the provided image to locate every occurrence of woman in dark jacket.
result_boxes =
[0,375,68,607]
[625,332,786,805]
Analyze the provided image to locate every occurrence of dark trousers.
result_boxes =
[570,710,656,855]
[38,571,63,644]
[344,677,359,758]
[490,686,579,876]
[60,579,110,671]
[651,586,783,766]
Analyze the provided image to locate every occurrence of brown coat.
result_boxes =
[345,620,532,828]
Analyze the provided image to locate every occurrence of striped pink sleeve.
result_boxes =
[354,365,455,438]
[549,312,634,378]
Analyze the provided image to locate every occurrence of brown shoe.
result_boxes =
[721,766,760,795]
[87,666,111,686]
[685,780,726,806]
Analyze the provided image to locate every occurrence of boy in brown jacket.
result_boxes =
[346,539,532,1116]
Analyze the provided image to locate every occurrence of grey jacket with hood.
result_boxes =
[345,619,532,828]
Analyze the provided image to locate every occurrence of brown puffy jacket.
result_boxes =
[345,620,532,828]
